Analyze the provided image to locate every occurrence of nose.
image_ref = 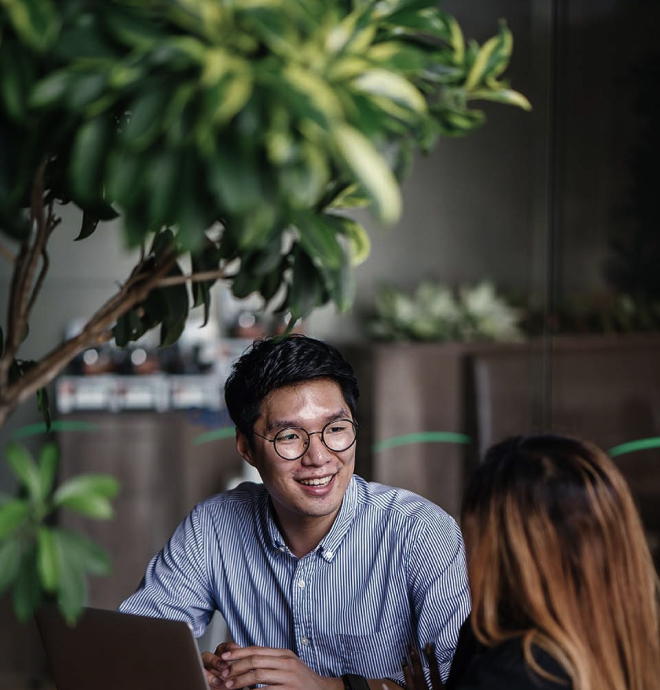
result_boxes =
[300,431,330,466]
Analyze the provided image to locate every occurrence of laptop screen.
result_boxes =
[36,605,209,690]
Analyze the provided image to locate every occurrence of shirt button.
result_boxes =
[300,636,309,646]
[325,550,333,559]
[297,579,306,588]
[279,546,287,552]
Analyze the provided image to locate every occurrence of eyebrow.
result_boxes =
[265,409,351,433]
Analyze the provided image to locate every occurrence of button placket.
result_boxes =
[292,559,315,664]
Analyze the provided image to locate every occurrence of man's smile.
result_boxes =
[297,474,335,487]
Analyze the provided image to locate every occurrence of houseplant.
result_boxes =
[0,0,530,623]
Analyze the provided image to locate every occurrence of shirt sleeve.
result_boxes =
[118,504,215,637]
[393,512,471,686]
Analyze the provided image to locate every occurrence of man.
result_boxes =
[120,334,470,689]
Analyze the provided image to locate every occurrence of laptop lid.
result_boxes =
[36,605,210,690]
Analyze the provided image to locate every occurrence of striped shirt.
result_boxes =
[120,474,470,684]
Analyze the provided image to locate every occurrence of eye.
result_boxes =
[326,421,350,435]
[277,428,303,443]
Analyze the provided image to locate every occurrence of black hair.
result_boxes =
[224,334,359,442]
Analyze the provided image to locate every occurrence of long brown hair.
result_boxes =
[462,434,660,690]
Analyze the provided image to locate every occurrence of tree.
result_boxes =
[0,0,529,621]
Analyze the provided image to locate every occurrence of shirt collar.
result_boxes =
[266,475,359,562]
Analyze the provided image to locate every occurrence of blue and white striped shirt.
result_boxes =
[120,475,470,684]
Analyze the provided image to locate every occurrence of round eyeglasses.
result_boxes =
[253,418,358,461]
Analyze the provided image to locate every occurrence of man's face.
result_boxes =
[237,378,356,536]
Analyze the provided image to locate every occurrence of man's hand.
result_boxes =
[215,644,343,690]
[202,641,242,688]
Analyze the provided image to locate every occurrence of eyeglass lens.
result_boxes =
[274,419,356,459]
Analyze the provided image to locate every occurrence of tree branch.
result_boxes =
[155,268,228,287]
[0,248,182,425]
[0,162,57,392]
[0,242,15,264]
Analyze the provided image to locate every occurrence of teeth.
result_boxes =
[299,476,332,486]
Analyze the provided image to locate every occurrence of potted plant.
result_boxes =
[0,0,530,628]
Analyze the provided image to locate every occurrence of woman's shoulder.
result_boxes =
[446,620,571,690]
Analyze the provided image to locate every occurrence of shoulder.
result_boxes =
[353,475,462,542]
[447,623,571,690]
[192,481,269,523]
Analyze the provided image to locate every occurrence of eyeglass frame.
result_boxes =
[253,418,359,461]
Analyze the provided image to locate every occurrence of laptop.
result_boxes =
[36,605,210,690]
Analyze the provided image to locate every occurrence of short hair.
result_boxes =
[224,334,359,441]
[462,434,660,690]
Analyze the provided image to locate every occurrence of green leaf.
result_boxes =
[38,443,59,501]
[55,550,87,624]
[277,141,329,208]
[275,64,343,127]
[207,144,262,215]
[1,0,61,52]
[29,69,76,109]
[469,87,532,111]
[54,493,115,520]
[324,184,370,211]
[296,212,345,271]
[67,72,109,112]
[321,255,355,313]
[121,86,170,151]
[69,115,114,206]
[53,528,111,576]
[106,150,145,212]
[36,386,51,432]
[329,215,371,266]
[175,159,212,252]
[37,527,59,592]
[0,499,31,539]
[5,443,41,502]
[0,37,36,121]
[113,307,146,347]
[381,7,451,42]
[52,474,119,518]
[12,547,41,622]
[351,69,427,115]
[231,266,262,300]
[259,259,288,304]
[147,148,183,230]
[102,3,170,50]
[157,262,190,347]
[201,56,253,126]
[0,538,22,595]
[464,24,512,90]
[75,213,100,241]
[287,248,324,320]
[332,124,401,223]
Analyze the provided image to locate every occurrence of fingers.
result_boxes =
[424,643,444,690]
[218,647,299,689]
[202,642,242,688]
[215,641,241,657]
[220,645,295,661]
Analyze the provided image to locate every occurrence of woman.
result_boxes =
[405,434,660,690]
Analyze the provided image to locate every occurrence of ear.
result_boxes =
[236,429,256,467]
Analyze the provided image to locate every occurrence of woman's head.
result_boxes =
[462,434,659,690]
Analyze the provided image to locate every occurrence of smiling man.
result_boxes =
[120,335,470,690]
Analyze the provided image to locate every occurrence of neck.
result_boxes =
[274,510,338,559]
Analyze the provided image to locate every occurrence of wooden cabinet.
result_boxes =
[56,411,243,609]
[348,335,660,570]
